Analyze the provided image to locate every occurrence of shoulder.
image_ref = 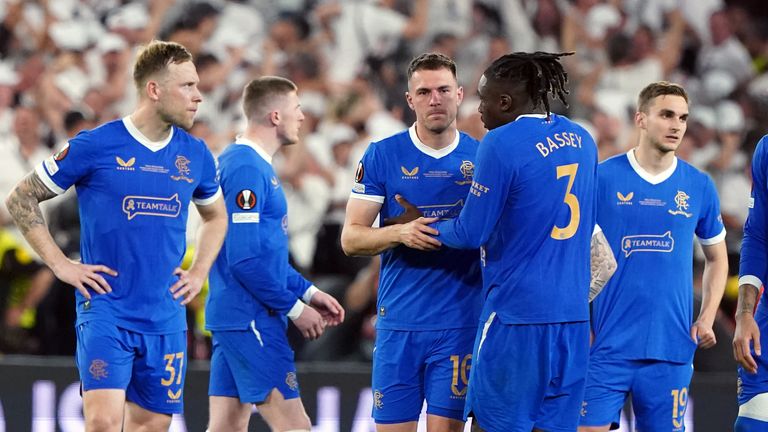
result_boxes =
[676,158,711,181]
[563,116,594,138]
[597,153,629,180]
[173,127,210,153]
[489,116,550,143]
[219,144,261,170]
[71,119,123,144]
[599,153,628,169]
[376,129,410,148]
[364,130,409,157]
[755,134,768,155]
[458,131,480,150]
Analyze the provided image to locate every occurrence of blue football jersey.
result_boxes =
[740,135,768,316]
[36,117,221,334]
[206,138,312,331]
[592,151,725,363]
[435,114,598,324]
[351,126,482,331]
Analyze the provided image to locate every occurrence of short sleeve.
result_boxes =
[35,133,94,195]
[350,142,386,204]
[192,144,221,206]
[695,174,726,245]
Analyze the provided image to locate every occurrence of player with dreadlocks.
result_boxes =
[405,51,610,431]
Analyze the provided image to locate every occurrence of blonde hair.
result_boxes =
[133,40,192,89]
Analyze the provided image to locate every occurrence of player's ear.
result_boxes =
[269,110,280,126]
[456,86,464,105]
[146,80,161,102]
[634,111,646,129]
[405,91,415,110]
[499,93,512,112]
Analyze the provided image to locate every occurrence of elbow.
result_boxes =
[447,233,482,250]
[218,211,229,231]
[464,237,485,250]
[340,226,375,257]
[339,228,357,257]
[4,189,18,220]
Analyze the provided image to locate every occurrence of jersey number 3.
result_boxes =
[551,163,580,240]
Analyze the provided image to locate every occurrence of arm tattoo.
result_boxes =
[5,172,58,234]
[736,284,759,315]
[589,231,617,302]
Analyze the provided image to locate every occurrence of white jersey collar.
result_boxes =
[235,136,272,164]
[122,116,173,152]
[626,148,677,185]
[408,124,459,159]
[515,113,549,121]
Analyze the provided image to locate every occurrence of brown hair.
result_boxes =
[242,76,298,120]
[133,40,193,89]
[637,81,689,113]
[406,52,457,81]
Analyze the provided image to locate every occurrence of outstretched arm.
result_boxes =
[341,197,439,256]
[5,172,116,298]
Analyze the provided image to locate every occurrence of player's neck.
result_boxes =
[242,129,279,157]
[633,144,675,174]
[129,108,172,142]
[414,123,457,150]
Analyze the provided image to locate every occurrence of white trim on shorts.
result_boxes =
[477,312,496,360]
[739,392,768,421]
[250,320,264,347]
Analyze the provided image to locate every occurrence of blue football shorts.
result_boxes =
[466,313,590,432]
[580,356,694,431]
[371,327,476,424]
[209,320,300,404]
[76,320,187,414]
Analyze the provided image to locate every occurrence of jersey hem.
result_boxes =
[76,316,187,335]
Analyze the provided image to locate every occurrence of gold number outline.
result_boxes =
[161,352,184,387]
[551,163,580,240]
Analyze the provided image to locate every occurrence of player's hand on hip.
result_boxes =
[292,305,326,340]
[733,312,762,374]
[691,320,716,349]
[309,291,345,326]
[398,217,441,250]
[170,267,204,305]
[383,194,423,226]
[54,259,116,299]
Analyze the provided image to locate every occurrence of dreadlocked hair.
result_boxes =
[485,52,573,115]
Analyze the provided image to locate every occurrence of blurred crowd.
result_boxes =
[0,0,766,367]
